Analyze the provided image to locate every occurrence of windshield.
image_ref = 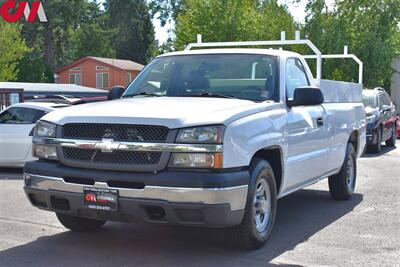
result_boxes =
[124,54,279,102]
[362,93,377,108]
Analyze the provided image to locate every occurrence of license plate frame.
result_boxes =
[83,187,119,211]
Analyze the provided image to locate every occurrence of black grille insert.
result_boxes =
[107,181,145,189]
[63,147,162,165]
[62,123,169,142]
[63,177,94,185]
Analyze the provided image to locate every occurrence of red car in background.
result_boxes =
[397,115,400,138]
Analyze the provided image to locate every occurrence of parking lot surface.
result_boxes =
[0,147,399,267]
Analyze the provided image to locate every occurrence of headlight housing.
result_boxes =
[172,125,225,169]
[176,125,225,143]
[34,121,56,137]
[33,121,58,160]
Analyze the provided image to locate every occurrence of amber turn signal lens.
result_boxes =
[169,152,223,169]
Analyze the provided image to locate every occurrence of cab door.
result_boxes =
[284,58,328,191]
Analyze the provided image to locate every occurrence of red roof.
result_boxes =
[57,56,144,73]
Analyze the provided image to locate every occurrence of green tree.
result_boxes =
[149,0,185,26]
[17,0,116,81]
[71,24,116,59]
[27,0,87,71]
[0,21,30,81]
[174,0,296,50]
[71,2,116,59]
[17,56,54,83]
[304,0,400,89]
[106,0,156,64]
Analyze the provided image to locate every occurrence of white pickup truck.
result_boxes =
[24,38,366,249]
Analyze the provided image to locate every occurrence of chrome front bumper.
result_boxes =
[24,173,248,211]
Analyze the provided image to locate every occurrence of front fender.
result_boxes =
[223,107,287,169]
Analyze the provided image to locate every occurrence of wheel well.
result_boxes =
[349,131,359,154]
[252,148,283,194]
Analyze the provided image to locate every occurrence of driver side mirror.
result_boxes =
[288,86,324,107]
[382,105,391,112]
[108,86,125,100]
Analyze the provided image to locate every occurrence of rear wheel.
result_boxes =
[370,127,382,153]
[225,159,277,250]
[56,213,106,231]
[328,143,356,200]
[385,125,396,147]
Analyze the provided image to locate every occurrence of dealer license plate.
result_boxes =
[83,187,118,211]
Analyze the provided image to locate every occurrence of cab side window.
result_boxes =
[285,58,309,100]
[0,108,45,124]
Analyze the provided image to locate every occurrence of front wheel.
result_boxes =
[225,159,277,250]
[56,213,106,231]
[328,143,356,200]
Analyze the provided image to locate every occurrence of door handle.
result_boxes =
[317,117,324,127]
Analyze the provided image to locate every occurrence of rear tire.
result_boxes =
[370,127,382,153]
[328,143,356,200]
[225,159,277,250]
[386,125,396,147]
[56,213,106,231]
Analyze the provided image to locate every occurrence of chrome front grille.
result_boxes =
[59,124,173,171]
[62,123,169,142]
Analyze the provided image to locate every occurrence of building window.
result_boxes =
[126,72,132,85]
[96,73,109,88]
[69,73,82,85]
[70,67,82,71]
[96,66,109,71]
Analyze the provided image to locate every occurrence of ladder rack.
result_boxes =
[185,31,363,84]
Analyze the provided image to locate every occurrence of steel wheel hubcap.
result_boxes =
[253,178,271,232]
[346,157,355,192]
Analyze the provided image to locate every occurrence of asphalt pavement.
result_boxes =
[0,146,399,267]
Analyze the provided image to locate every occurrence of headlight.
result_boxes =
[33,144,58,160]
[366,115,377,124]
[176,125,225,143]
[34,121,56,137]
[169,153,222,169]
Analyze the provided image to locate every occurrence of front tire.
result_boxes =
[226,159,277,250]
[56,213,106,231]
[328,143,356,200]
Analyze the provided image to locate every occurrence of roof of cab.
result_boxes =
[157,48,302,59]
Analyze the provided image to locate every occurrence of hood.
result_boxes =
[42,97,278,128]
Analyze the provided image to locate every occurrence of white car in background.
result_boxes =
[0,102,68,167]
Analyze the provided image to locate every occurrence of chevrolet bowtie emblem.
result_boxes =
[95,139,119,153]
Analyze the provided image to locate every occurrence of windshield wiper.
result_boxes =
[123,92,161,98]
